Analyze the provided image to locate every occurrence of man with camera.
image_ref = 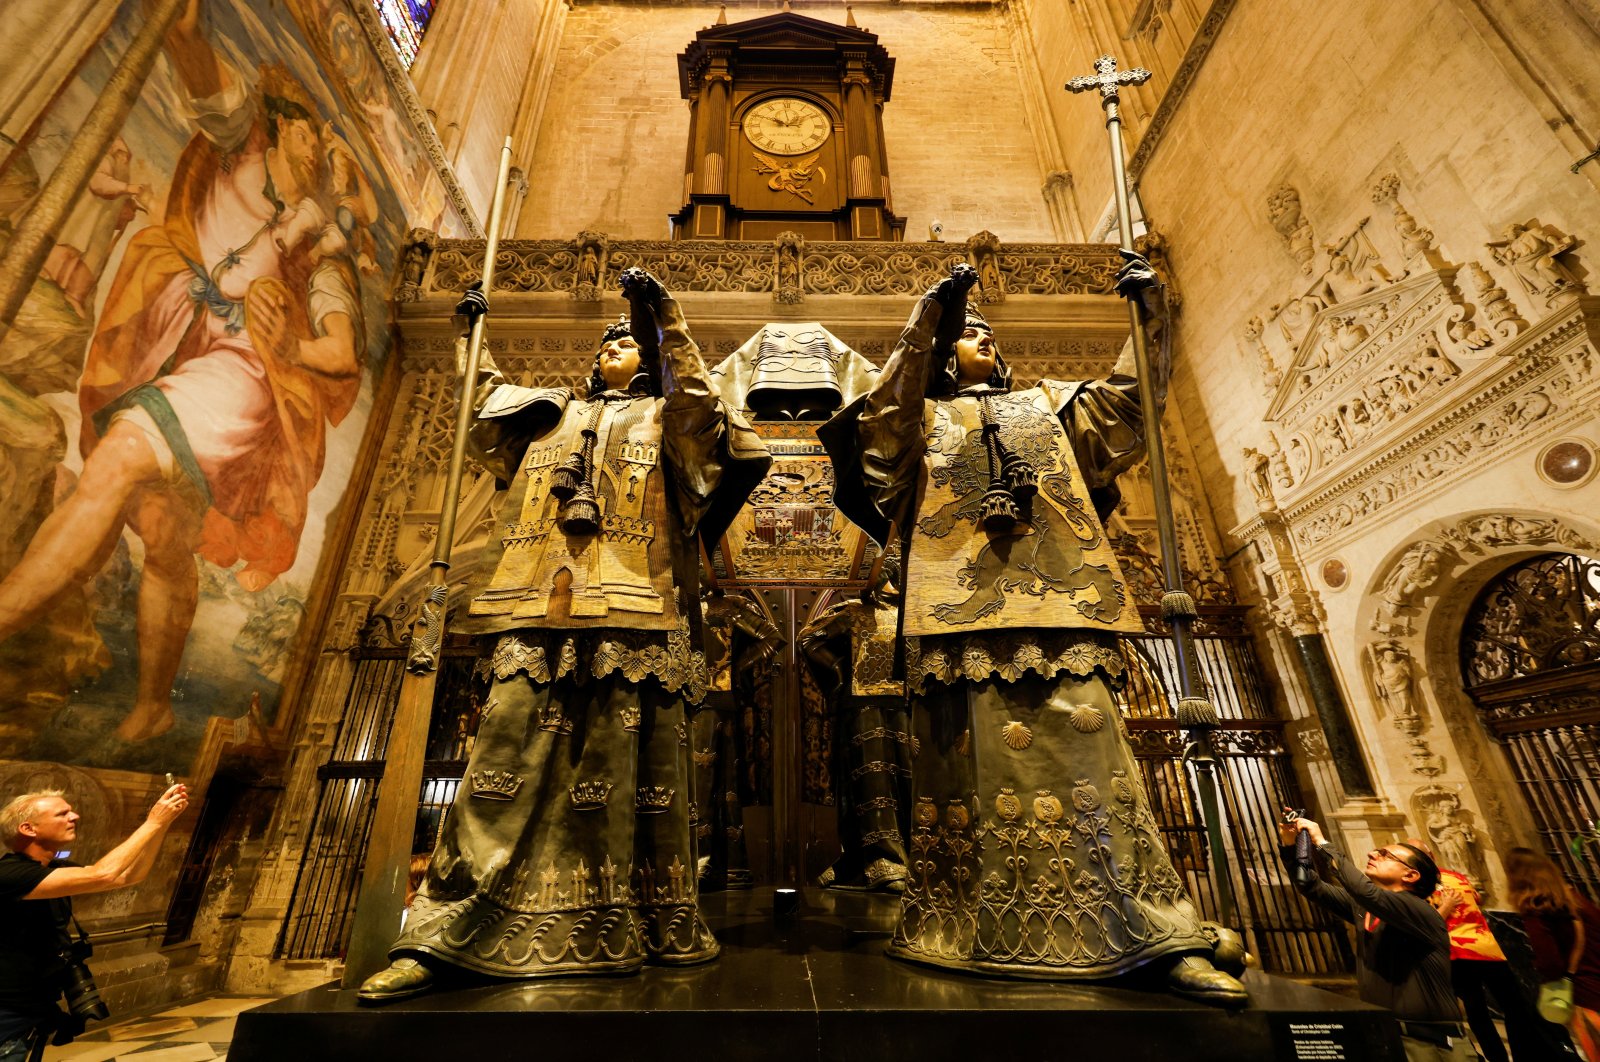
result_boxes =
[1282,810,1472,1061]
[0,784,188,1060]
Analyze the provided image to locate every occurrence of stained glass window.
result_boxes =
[372,0,437,69]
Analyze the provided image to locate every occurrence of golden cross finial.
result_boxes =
[1065,54,1151,102]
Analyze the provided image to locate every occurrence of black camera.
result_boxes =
[52,932,109,1045]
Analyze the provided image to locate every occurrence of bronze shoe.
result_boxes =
[356,957,435,1005]
[1165,954,1249,1008]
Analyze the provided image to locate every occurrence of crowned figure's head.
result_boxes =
[586,315,657,397]
[930,305,1012,396]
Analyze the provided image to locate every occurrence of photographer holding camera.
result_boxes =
[1281,809,1470,1061]
[0,783,188,1061]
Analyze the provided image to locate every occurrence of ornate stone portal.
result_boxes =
[1230,165,1598,894]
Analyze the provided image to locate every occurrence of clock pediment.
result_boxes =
[679,13,894,98]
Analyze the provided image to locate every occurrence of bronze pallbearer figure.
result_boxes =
[358,269,769,1002]
[818,261,1246,1004]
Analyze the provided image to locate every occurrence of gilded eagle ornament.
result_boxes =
[753,150,824,204]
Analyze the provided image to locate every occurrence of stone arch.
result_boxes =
[1356,507,1600,896]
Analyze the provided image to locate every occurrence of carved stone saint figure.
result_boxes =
[819,261,1245,1003]
[358,269,770,1002]
[798,559,913,892]
[1490,223,1582,304]
[1242,446,1276,511]
[1368,639,1419,730]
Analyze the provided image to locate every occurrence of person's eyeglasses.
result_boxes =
[1370,847,1423,872]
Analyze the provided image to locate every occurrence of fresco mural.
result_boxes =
[0,0,425,773]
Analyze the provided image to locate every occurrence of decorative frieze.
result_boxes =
[411,234,1127,302]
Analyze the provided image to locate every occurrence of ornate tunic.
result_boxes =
[822,293,1156,691]
[820,291,1208,979]
[391,297,769,979]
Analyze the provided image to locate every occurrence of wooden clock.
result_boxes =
[674,11,904,241]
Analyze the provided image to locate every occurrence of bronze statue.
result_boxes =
[818,261,1246,1004]
[358,268,770,1002]
[694,589,784,890]
[799,558,912,892]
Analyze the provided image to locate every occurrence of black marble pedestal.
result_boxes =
[232,890,1401,1061]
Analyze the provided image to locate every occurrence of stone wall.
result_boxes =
[507,1,1056,243]
[1131,0,1600,895]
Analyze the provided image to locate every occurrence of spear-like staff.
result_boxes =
[1066,58,1235,927]
[341,137,515,986]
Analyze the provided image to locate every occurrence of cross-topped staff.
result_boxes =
[1067,56,1236,928]
[340,137,516,987]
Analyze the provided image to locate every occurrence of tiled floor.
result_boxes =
[42,996,273,1061]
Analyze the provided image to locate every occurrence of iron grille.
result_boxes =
[1463,551,1600,898]
[1118,610,1354,975]
[276,653,484,960]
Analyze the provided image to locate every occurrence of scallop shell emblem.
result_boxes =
[910,735,922,759]
[913,797,939,829]
[1071,779,1101,812]
[944,800,971,830]
[1001,720,1034,750]
[1033,790,1064,824]
[994,787,1022,823]
[1066,703,1106,733]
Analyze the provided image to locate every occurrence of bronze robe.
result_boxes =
[392,297,768,978]
[821,294,1209,979]
[692,593,783,890]
[799,587,913,891]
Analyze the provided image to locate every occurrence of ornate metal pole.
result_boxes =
[341,136,515,987]
[1066,58,1235,927]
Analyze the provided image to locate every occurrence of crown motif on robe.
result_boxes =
[568,781,615,811]
[471,770,524,801]
[635,786,676,814]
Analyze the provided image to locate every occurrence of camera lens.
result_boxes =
[63,962,110,1022]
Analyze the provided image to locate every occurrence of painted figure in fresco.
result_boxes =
[819,261,1246,1003]
[38,136,149,317]
[0,0,374,742]
[799,558,912,892]
[357,269,769,1003]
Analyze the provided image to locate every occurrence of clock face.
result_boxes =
[742,98,831,156]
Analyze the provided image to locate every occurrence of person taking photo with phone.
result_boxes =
[0,783,188,1061]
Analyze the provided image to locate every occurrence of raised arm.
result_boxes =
[848,264,979,534]
[24,785,188,900]
[622,268,769,541]
[1059,251,1172,511]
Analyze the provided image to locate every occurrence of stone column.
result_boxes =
[1042,169,1087,242]
[500,166,529,237]
[698,62,732,195]
[1292,633,1375,797]
[841,66,877,198]
[1249,508,1377,800]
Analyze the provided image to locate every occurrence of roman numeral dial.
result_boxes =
[742,98,831,156]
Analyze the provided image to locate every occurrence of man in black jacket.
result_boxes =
[0,785,187,1060]
[1284,812,1473,1061]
